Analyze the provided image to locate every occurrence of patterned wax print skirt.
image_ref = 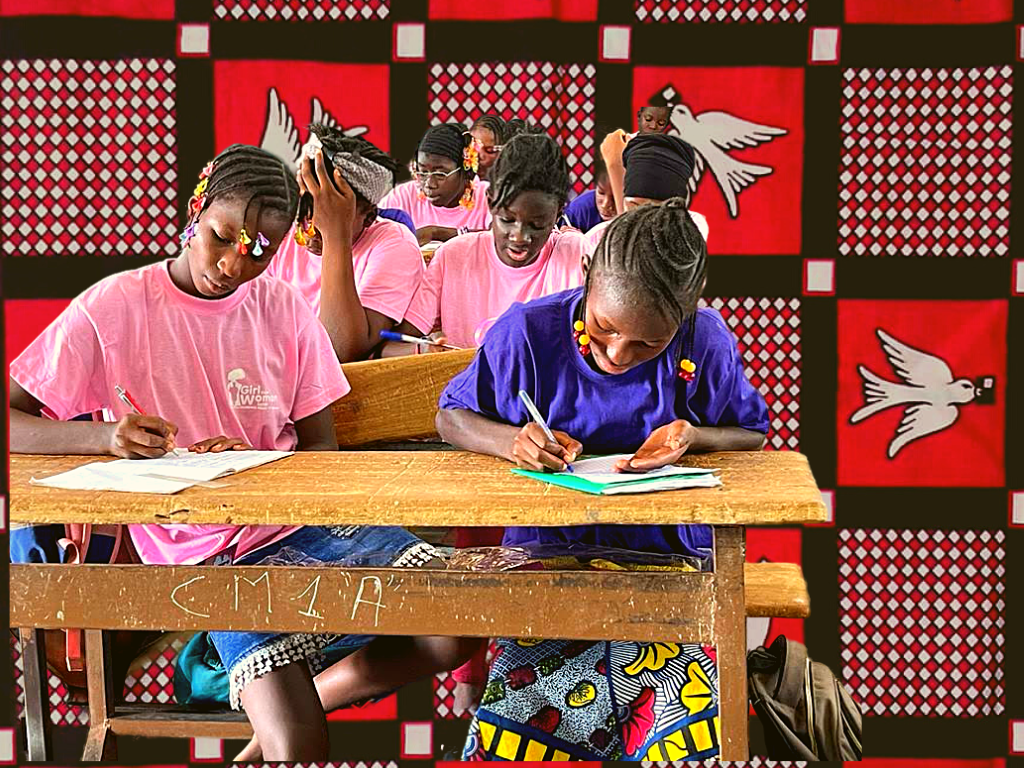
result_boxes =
[462,639,720,761]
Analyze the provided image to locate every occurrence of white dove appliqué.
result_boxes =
[259,87,369,168]
[850,329,996,458]
[665,100,787,218]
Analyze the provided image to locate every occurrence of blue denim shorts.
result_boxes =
[207,525,437,709]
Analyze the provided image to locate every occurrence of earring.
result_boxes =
[573,320,590,356]
[678,358,696,382]
[459,184,475,211]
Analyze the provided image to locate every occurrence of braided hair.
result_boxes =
[192,144,299,233]
[503,118,544,141]
[418,123,473,170]
[470,114,507,145]
[309,123,398,219]
[581,197,707,369]
[486,132,571,213]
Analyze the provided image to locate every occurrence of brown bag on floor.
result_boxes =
[748,635,863,761]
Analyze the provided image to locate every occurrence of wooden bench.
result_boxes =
[11,352,819,762]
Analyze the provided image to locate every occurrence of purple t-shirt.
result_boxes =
[439,288,770,561]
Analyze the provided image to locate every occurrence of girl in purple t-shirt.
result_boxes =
[437,199,769,760]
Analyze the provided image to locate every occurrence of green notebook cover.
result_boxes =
[510,467,717,496]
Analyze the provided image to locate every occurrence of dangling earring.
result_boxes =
[573,319,590,356]
[459,183,475,211]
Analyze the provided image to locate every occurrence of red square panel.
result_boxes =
[214,0,389,21]
[0,0,173,17]
[846,0,1012,24]
[1,59,178,258]
[837,300,1006,487]
[214,61,390,172]
[6,299,71,365]
[634,67,805,255]
[635,0,807,23]
[427,62,595,196]
[428,0,596,21]
[326,693,397,720]
[838,66,1011,257]
[707,297,801,451]
[840,530,1005,718]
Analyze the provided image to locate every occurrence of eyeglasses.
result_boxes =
[409,162,462,184]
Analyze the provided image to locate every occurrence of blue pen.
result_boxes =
[379,330,462,350]
[518,390,574,473]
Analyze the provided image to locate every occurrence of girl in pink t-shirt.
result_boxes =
[270,125,424,362]
[9,147,475,761]
[397,132,587,350]
[378,122,492,245]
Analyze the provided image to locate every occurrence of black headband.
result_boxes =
[622,133,696,201]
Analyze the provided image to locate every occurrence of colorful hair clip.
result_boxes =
[194,177,209,198]
[253,232,269,258]
[572,320,590,356]
[678,358,696,382]
[179,220,198,247]
[463,140,480,174]
[199,161,214,179]
[237,227,252,255]
[294,220,316,247]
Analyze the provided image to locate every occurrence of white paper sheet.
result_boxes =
[30,449,293,494]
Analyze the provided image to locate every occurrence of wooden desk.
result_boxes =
[10,450,823,527]
[10,450,826,761]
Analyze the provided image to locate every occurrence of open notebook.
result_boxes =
[511,454,721,496]
[31,448,293,495]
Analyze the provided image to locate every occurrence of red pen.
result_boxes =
[114,385,146,416]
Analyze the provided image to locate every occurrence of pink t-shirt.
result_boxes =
[379,179,493,231]
[404,229,587,349]
[10,261,349,566]
[265,219,425,321]
[584,209,711,252]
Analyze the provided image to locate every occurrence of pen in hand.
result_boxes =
[114,384,176,455]
[518,389,574,473]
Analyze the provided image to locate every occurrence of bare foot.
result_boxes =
[232,735,262,762]
[453,681,485,717]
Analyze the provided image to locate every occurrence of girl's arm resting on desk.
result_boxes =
[295,404,338,451]
[436,407,581,472]
[9,377,177,457]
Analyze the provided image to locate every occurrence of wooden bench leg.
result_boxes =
[19,628,52,762]
[81,630,117,762]
[715,526,748,761]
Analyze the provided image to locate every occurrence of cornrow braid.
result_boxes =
[471,114,507,144]
[503,118,545,142]
[581,197,707,370]
[486,132,571,213]
[194,144,299,236]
